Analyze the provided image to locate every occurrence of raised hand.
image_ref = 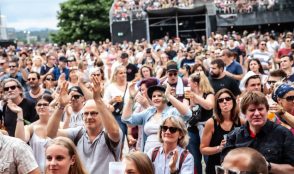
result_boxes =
[169,149,179,172]
[92,76,102,101]
[165,83,172,98]
[59,81,70,107]
[129,82,138,98]
[58,73,66,88]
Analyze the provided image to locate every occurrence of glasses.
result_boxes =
[168,72,178,77]
[267,80,277,85]
[91,73,101,77]
[37,103,49,107]
[215,166,256,174]
[9,65,16,68]
[160,126,179,134]
[286,40,291,42]
[71,95,82,100]
[218,97,232,103]
[4,85,18,92]
[28,78,36,81]
[46,78,54,81]
[83,111,98,117]
[0,62,5,65]
[283,95,294,102]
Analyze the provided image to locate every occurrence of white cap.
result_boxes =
[239,71,260,91]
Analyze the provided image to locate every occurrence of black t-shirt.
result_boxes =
[209,75,241,97]
[180,58,195,68]
[3,98,38,136]
[126,63,138,82]
[40,64,54,75]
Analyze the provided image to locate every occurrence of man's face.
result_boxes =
[285,38,292,47]
[280,56,293,70]
[3,81,22,100]
[8,62,18,74]
[0,59,7,69]
[69,91,84,109]
[246,78,261,92]
[259,42,266,51]
[167,70,178,84]
[120,57,128,65]
[83,101,102,131]
[278,90,294,113]
[58,61,67,69]
[27,73,40,89]
[48,56,56,65]
[209,64,221,78]
[267,76,281,93]
[222,153,251,173]
[245,104,268,128]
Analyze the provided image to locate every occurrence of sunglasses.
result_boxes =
[283,95,294,102]
[215,166,256,174]
[0,62,5,65]
[168,72,178,77]
[83,111,98,117]
[46,78,54,81]
[71,95,82,100]
[28,78,36,81]
[160,126,179,134]
[218,97,232,103]
[4,85,18,92]
[267,80,277,85]
[37,103,49,107]
[9,65,16,68]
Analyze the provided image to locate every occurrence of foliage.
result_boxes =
[51,0,113,44]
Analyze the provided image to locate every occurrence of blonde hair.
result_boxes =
[45,137,88,174]
[124,151,154,174]
[158,116,189,148]
[110,65,126,83]
[189,72,214,94]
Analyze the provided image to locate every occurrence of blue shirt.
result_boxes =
[53,67,69,80]
[122,106,192,151]
[225,60,243,77]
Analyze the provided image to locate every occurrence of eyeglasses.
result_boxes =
[83,111,98,117]
[91,73,101,77]
[71,95,82,100]
[283,95,294,102]
[218,97,232,103]
[4,85,18,92]
[215,166,256,174]
[9,65,16,68]
[0,62,5,65]
[46,78,54,81]
[267,80,277,85]
[286,40,291,43]
[37,103,49,107]
[260,43,266,46]
[160,126,179,134]
[168,72,178,77]
[28,78,36,81]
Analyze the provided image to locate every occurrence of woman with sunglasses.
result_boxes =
[184,72,215,174]
[147,116,193,174]
[42,73,56,94]
[11,94,59,173]
[200,88,245,174]
[122,83,191,153]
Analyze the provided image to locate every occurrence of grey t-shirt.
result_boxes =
[67,126,123,174]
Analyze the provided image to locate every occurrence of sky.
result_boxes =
[1,0,65,30]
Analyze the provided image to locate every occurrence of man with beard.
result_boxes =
[209,59,241,97]
[1,78,38,136]
[25,72,48,104]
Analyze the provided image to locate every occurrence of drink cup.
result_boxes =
[109,162,126,174]
[184,87,191,99]
[223,134,227,141]
[116,96,123,103]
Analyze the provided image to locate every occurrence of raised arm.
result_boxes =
[47,81,69,138]
[122,82,138,120]
[92,76,120,142]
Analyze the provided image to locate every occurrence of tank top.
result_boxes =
[206,117,241,174]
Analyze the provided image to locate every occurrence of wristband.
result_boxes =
[16,117,24,122]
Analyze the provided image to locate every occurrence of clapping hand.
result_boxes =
[169,149,179,173]
[7,99,22,114]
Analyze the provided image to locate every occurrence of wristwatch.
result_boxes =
[267,161,272,171]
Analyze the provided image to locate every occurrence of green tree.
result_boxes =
[51,0,113,44]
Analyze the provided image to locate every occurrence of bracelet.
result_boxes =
[16,117,25,122]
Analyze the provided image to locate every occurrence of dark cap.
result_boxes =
[59,56,67,62]
[147,85,165,99]
[166,63,178,72]
[68,86,84,96]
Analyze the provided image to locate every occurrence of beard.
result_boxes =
[210,72,220,78]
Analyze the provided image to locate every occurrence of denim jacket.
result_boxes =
[122,106,192,151]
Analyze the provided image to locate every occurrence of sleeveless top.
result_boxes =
[144,120,161,153]
[206,117,241,174]
[29,132,50,173]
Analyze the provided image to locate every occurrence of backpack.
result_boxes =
[151,146,189,172]
[74,129,119,161]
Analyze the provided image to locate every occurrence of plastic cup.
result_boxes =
[109,162,126,174]
[184,87,191,99]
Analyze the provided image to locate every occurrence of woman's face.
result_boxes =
[123,158,140,174]
[188,78,197,89]
[141,67,151,78]
[34,58,42,66]
[116,68,127,81]
[278,90,294,113]
[161,119,181,145]
[69,70,78,82]
[151,90,165,107]
[36,99,50,116]
[140,84,148,97]
[249,60,259,73]
[218,92,233,113]
[46,144,75,174]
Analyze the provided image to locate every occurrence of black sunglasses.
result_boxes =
[28,78,36,81]
[4,85,18,92]
[0,62,5,65]
[71,95,82,100]
[160,126,179,134]
[9,65,16,68]
[218,97,232,103]
[37,103,49,107]
[267,81,277,85]
[168,72,178,77]
[283,95,294,102]
[46,78,54,81]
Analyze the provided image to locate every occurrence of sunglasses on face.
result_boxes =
[46,78,54,81]
[37,103,49,107]
[160,125,179,134]
[283,95,294,102]
[267,80,277,85]
[168,72,178,77]
[9,65,16,68]
[215,166,256,174]
[28,78,36,81]
[71,95,82,100]
[83,111,98,117]
[4,85,18,92]
[218,97,232,103]
[0,62,5,65]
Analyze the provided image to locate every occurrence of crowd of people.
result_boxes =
[0,29,294,174]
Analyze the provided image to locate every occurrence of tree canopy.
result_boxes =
[51,0,113,44]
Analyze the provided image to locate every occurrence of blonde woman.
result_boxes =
[184,72,215,174]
